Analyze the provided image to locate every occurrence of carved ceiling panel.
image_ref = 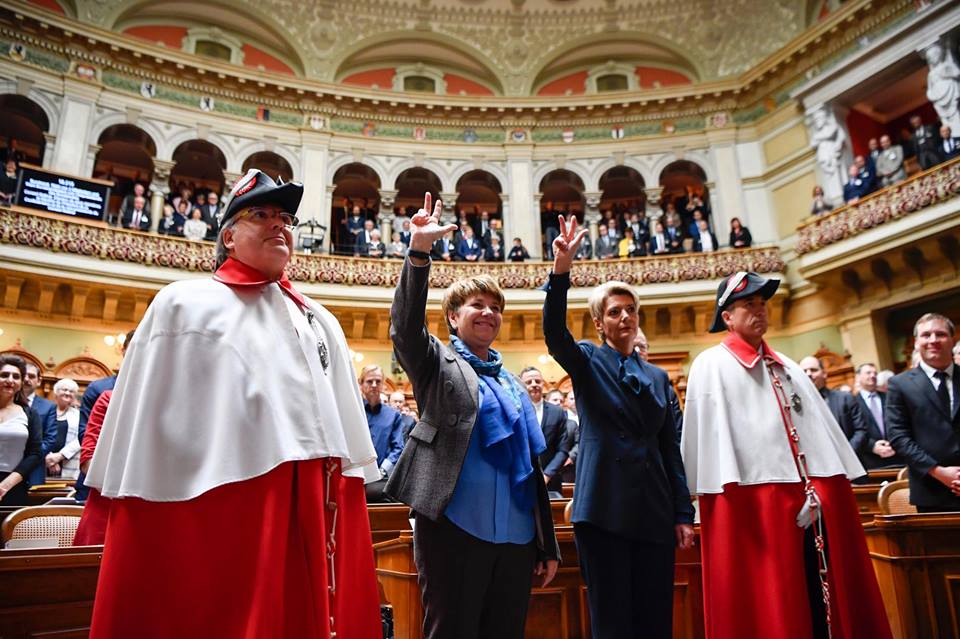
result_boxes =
[74,0,810,94]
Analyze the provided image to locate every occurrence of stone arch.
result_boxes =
[331,162,382,255]
[525,30,703,96]
[588,156,653,191]
[170,138,227,195]
[394,166,443,213]
[449,161,508,194]
[329,30,507,94]
[236,140,301,179]
[533,161,590,196]
[326,154,389,190]
[598,165,647,213]
[0,92,54,165]
[386,158,452,194]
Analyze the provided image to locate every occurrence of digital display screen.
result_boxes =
[15,165,112,221]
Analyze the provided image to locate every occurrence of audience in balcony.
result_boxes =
[0,158,17,205]
[432,231,458,262]
[665,216,685,254]
[693,220,718,252]
[867,137,881,173]
[346,204,366,245]
[508,237,530,262]
[354,219,376,256]
[387,232,407,259]
[618,228,645,258]
[575,233,592,260]
[485,235,505,262]
[843,164,872,204]
[729,217,752,249]
[183,207,207,242]
[121,195,151,231]
[853,154,878,194]
[595,224,618,259]
[157,204,185,237]
[649,221,670,255]
[200,192,222,240]
[911,114,942,170]
[392,208,410,234]
[365,229,386,258]
[119,183,150,229]
[482,217,502,250]
[940,125,960,161]
[876,134,907,187]
[606,216,622,242]
[627,212,651,247]
[810,185,834,216]
[457,226,483,262]
[399,219,412,246]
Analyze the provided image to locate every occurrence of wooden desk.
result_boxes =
[866,513,960,639]
[864,467,904,485]
[374,526,705,639]
[0,545,102,638]
[853,484,883,524]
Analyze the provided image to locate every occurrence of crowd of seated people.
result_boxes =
[837,114,960,208]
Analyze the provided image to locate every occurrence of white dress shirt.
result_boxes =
[918,360,956,413]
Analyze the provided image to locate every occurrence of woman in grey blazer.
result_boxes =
[385,193,560,639]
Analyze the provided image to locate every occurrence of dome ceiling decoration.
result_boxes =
[61,0,816,96]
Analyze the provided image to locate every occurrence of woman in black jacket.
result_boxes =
[729,217,753,249]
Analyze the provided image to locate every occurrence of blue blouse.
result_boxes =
[444,384,537,544]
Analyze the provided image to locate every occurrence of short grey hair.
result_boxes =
[53,378,79,393]
[214,215,240,271]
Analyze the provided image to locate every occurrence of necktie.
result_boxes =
[869,393,884,437]
[934,370,951,415]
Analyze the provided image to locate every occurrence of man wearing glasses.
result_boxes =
[84,169,382,639]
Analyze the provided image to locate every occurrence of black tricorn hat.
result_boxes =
[219,169,303,226]
[708,271,780,333]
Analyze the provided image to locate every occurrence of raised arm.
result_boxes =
[389,193,457,383]
[543,215,591,375]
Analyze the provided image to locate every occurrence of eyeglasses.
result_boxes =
[238,208,299,228]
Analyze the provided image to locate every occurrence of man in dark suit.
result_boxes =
[887,313,960,512]
[520,367,574,495]
[594,224,618,260]
[854,363,903,470]
[911,114,942,170]
[843,164,872,204]
[388,391,416,442]
[398,219,412,246]
[939,125,960,162]
[649,220,670,255]
[456,226,483,262]
[22,362,57,487]
[354,219,376,256]
[800,356,868,456]
[121,195,151,231]
[692,220,719,252]
[200,192,222,240]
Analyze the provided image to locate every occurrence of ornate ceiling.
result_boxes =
[64,0,823,95]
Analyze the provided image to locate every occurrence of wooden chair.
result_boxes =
[877,480,917,515]
[563,499,573,524]
[897,466,908,481]
[1,506,85,548]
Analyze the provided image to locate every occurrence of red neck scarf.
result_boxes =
[721,331,784,369]
[213,257,308,310]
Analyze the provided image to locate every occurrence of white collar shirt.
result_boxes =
[918,360,956,412]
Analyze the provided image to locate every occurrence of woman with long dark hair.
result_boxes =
[0,354,42,505]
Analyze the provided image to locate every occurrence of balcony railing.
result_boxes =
[0,207,784,289]
[796,157,960,256]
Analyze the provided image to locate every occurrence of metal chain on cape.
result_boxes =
[763,355,833,639]
[325,459,340,637]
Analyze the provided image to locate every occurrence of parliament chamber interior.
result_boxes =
[0,0,960,637]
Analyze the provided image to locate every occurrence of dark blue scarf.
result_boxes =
[450,336,546,505]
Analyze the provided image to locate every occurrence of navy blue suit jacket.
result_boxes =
[75,375,117,500]
[543,272,694,543]
[539,401,574,491]
[854,391,904,470]
[27,396,57,487]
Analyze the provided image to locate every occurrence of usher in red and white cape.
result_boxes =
[84,258,381,639]
[682,333,892,639]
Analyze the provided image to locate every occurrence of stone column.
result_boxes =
[41,133,56,170]
[583,190,602,245]
[378,190,397,241]
[440,192,458,224]
[149,159,176,233]
[506,149,540,258]
[706,129,748,247]
[50,80,100,176]
[83,144,101,182]
[499,193,510,243]
[299,139,332,248]
[840,311,893,371]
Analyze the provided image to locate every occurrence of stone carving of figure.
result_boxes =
[809,106,848,204]
[924,40,960,135]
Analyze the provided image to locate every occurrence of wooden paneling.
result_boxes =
[866,513,960,639]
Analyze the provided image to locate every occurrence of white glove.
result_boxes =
[795,496,820,529]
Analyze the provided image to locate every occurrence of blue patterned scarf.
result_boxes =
[450,336,546,505]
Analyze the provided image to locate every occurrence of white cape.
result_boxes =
[86,278,379,501]
[682,343,865,495]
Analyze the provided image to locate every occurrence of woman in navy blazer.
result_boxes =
[542,216,694,639]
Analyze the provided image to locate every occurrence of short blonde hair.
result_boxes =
[358,364,383,383]
[588,281,639,329]
[441,275,505,333]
